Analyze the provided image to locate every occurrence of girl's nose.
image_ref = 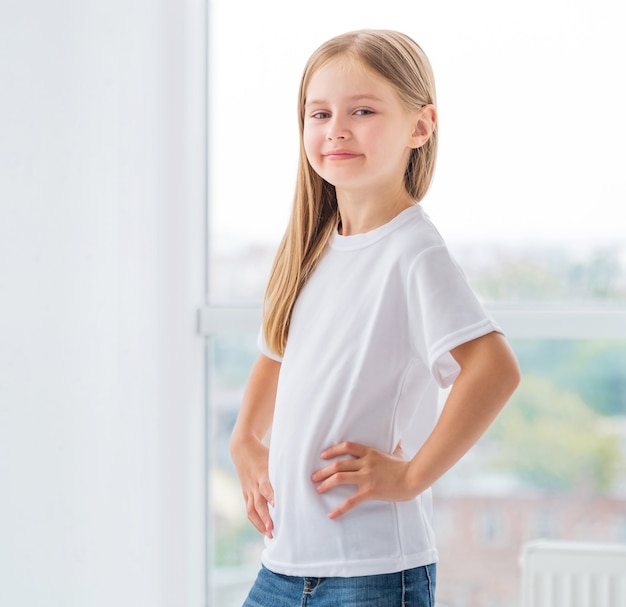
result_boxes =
[326,117,350,141]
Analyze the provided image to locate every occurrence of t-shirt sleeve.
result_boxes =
[407,245,502,388]
[257,326,284,362]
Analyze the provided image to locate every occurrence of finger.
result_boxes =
[245,492,275,538]
[259,479,275,508]
[321,441,367,460]
[254,493,275,538]
[311,457,361,483]
[245,494,266,535]
[316,469,362,495]
[328,490,367,520]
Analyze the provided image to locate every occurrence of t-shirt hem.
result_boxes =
[257,328,283,362]
[261,548,439,578]
[431,318,503,387]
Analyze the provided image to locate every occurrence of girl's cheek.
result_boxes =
[302,134,318,163]
[303,129,313,149]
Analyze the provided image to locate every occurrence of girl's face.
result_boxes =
[303,57,422,198]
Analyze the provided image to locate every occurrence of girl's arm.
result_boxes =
[230,354,281,537]
[312,331,520,519]
[405,330,520,493]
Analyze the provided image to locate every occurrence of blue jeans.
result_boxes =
[242,563,436,607]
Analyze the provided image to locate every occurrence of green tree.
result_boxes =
[562,341,626,416]
[488,375,623,492]
[465,244,626,303]
[509,339,626,417]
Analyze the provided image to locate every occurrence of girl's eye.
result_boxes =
[311,111,330,119]
[354,109,374,116]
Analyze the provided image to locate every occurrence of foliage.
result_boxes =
[510,339,626,416]
[463,243,626,304]
[488,375,623,492]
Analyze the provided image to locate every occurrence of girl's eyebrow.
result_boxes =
[305,94,385,107]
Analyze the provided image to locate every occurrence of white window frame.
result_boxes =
[198,305,626,340]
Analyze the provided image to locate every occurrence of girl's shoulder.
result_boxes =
[393,205,449,257]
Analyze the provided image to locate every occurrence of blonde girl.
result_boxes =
[231,29,520,607]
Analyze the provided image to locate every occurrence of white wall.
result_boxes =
[0,2,207,605]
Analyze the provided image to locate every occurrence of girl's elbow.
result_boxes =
[485,333,521,398]
[508,359,522,393]
[500,345,521,396]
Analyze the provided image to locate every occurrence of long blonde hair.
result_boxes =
[263,29,438,357]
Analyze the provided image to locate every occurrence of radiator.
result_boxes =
[520,540,626,607]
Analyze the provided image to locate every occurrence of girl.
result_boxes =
[230,29,520,607]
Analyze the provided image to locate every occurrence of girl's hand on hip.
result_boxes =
[311,441,414,520]
[231,437,275,538]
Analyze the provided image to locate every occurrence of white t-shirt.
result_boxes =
[258,204,501,577]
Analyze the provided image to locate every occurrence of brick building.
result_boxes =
[433,491,626,607]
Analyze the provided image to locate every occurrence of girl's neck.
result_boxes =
[336,185,416,236]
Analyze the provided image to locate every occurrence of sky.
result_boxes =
[208,0,626,252]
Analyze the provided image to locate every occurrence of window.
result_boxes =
[205,2,626,606]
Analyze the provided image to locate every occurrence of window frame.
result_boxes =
[198,305,626,340]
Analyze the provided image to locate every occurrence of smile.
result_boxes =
[323,150,361,160]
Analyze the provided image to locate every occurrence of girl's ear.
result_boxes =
[409,105,437,149]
